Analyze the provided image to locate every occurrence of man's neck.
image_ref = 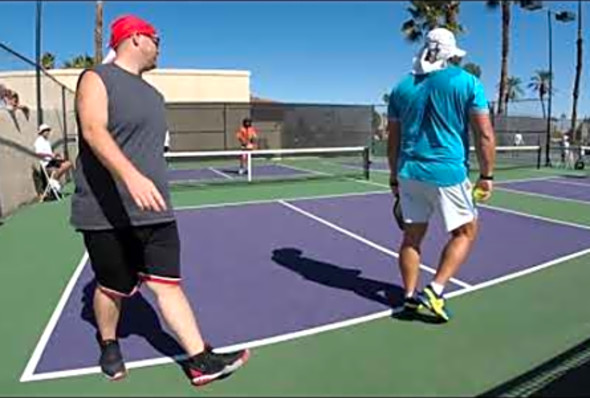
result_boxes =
[112,56,142,76]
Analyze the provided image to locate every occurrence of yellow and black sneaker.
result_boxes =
[417,285,452,322]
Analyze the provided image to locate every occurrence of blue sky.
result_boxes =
[0,1,587,119]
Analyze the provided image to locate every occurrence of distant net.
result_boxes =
[164,146,370,188]
[468,145,542,172]
[366,145,541,175]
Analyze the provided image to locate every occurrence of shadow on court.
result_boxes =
[272,247,444,325]
[80,280,186,364]
[271,247,403,308]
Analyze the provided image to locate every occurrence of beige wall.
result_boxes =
[0,68,250,105]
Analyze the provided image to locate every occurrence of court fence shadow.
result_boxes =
[478,335,590,397]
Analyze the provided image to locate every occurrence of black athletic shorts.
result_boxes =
[82,221,181,297]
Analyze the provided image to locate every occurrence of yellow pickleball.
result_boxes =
[472,187,488,203]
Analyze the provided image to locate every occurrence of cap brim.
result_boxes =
[452,47,467,58]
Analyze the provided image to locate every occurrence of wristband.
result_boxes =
[479,174,494,181]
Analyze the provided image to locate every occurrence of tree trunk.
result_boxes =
[571,0,583,141]
[497,0,510,115]
[94,1,103,65]
[540,93,546,120]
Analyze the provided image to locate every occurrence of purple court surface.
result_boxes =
[498,176,590,203]
[29,192,590,378]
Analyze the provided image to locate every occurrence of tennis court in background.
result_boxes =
[3,145,590,396]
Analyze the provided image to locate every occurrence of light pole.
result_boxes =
[521,1,575,167]
[35,0,42,126]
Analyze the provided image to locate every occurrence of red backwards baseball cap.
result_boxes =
[109,15,157,49]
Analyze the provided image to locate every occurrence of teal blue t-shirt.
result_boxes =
[387,66,489,187]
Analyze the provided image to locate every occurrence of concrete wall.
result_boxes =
[0,68,251,105]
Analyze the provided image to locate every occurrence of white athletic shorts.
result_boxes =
[398,177,477,232]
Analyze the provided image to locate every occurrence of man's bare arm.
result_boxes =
[470,112,496,178]
[386,120,401,192]
[76,70,166,211]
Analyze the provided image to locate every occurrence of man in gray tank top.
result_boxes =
[72,14,248,386]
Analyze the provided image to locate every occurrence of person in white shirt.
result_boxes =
[34,123,73,181]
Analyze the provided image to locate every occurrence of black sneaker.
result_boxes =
[98,339,127,381]
[207,346,250,375]
[187,346,250,386]
[185,350,227,386]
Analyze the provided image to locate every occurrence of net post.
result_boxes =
[362,146,370,180]
[537,137,542,169]
[247,151,252,182]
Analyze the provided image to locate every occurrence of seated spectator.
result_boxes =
[34,124,73,183]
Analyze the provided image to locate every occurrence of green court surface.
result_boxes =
[1,165,590,396]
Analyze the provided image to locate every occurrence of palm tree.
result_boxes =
[62,54,95,69]
[41,52,55,69]
[570,0,583,140]
[94,1,104,64]
[504,76,524,114]
[486,0,515,116]
[401,1,463,43]
[528,70,553,120]
[463,62,482,78]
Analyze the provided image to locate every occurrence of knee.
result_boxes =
[451,221,477,241]
[401,230,424,250]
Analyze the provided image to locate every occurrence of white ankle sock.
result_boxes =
[405,290,415,299]
[430,282,444,296]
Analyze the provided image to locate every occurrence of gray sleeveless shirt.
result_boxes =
[70,63,174,230]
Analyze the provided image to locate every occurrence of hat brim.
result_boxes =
[451,47,467,58]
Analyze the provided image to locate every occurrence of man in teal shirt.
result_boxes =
[387,28,496,322]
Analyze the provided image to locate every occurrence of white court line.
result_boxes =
[23,244,590,382]
[546,178,590,188]
[175,189,389,211]
[276,163,331,177]
[354,179,590,230]
[495,176,563,184]
[20,253,89,383]
[479,203,590,231]
[495,186,590,206]
[277,200,472,289]
[208,167,233,180]
[445,246,590,299]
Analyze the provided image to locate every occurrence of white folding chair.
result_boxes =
[39,161,63,202]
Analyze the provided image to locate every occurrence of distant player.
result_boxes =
[236,118,257,175]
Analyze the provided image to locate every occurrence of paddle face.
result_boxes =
[392,194,405,231]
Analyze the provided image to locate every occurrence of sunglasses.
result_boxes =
[136,33,160,47]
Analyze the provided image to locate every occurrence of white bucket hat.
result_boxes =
[412,28,467,75]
